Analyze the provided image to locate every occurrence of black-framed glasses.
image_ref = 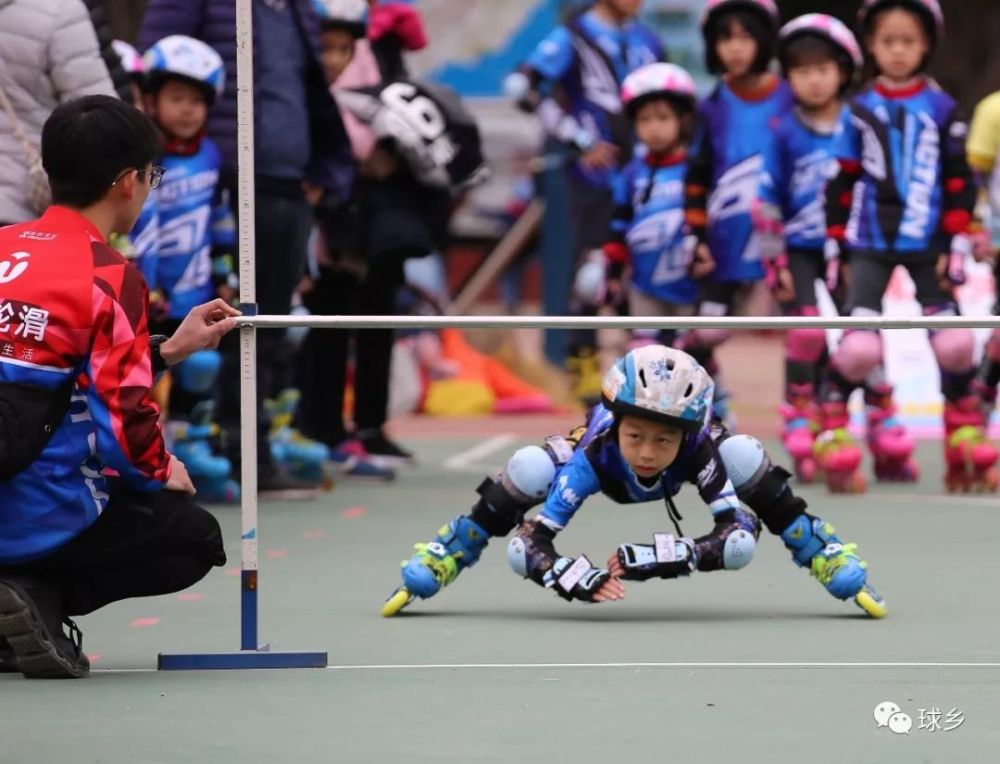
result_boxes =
[111,165,165,190]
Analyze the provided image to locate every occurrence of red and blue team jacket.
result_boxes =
[0,207,170,564]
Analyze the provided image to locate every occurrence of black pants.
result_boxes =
[217,179,313,468]
[296,266,359,446]
[848,250,952,313]
[2,486,225,617]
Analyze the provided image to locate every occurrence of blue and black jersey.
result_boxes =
[538,405,740,531]
[523,8,666,187]
[132,134,236,319]
[685,76,794,282]
[605,152,696,305]
[759,106,849,252]
[825,79,976,257]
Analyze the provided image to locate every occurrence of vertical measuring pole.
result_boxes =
[235,0,259,652]
[158,0,326,671]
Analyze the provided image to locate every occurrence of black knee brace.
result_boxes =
[737,463,808,536]
[469,476,537,537]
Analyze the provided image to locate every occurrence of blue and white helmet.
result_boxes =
[312,0,368,37]
[143,35,225,103]
[601,346,714,433]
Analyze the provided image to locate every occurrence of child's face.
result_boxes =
[634,98,682,154]
[868,8,929,81]
[320,28,356,82]
[152,79,208,141]
[787,58,843,110]
[617,415,684,478]
[716,20,758,78]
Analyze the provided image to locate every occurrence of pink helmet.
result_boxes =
[700,0,779,32]
[621,63,697,118]
[858,0,944,45]
[779,14,864,73]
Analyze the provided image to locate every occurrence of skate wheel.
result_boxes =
[854,589,887,619]
[381,587,414,617]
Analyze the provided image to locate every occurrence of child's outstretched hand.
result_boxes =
[591,572,626,602]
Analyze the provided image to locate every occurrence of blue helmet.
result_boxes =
[144,35,225,104]
[601,346,715,433]
[312,0,368,37]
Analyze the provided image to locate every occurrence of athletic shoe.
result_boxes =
[0,578,90,679]
[356,429,415,466]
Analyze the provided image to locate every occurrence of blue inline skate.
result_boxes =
[266,389,335,489]
[781,516,886,618]
[382,516,490,616]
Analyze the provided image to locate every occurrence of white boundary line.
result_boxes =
[443,433,517,471]
[94,661,1000,674]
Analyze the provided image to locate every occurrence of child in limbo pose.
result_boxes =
[382,345,885,619]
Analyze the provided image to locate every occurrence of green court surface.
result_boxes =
[2,432,999,763]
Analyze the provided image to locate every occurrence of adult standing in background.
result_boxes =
[138,0,354,494]
[0,0,117,226]
[81,0,134,103]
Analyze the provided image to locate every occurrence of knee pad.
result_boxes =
[472,446,557,537]
[504,446,557,501]
[786,327,827,364]
[174,350,221,394]
[833,331,882,384]
[722,525,757,570]
[717,434,805,535]
[931,329,975,373]
[688,328,731,349]
[694,508,760,572]
[717,434,769,493]
[506,535,530,577]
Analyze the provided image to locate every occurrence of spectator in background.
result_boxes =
[138,0,355,494]
[0,0,116,226]
[81,0,133,103]
[295,0,398,481]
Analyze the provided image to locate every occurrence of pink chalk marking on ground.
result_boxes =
[340,506,367,519]
[130,617,160,628]
[224,566,240,577]
[265,548,288,559]
[303,529,326,540]
[176,592,204,602]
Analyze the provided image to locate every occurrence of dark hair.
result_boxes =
[704,8,776,76]
[320,18,367,38]
[861,1,936,75]
[42,95,162,208]
[145,72,215,106]
[628,94,696,143]
[781,34,854,93]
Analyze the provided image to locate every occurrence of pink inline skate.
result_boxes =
[943,395,999,493]
[865,385,918,482]
[812,401,866,493]
[780,394,819,483]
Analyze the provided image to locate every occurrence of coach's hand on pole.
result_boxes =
[159,299,241,366]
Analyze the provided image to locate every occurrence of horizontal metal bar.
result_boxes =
[239,314,1000,331]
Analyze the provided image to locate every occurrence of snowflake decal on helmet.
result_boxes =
[650,359,672,381]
